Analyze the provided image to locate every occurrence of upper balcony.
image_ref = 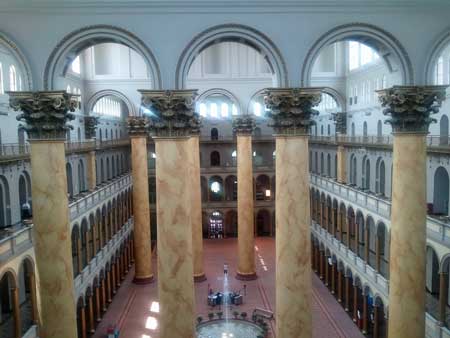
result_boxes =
[0,138,130,163]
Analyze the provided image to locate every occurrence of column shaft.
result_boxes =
[88,295,95,333]
[353,286,358,322]
[345,276,350,311]
[155,138,195,338]
[12,287,21,338]
[338,270,343,302]
[86,150,97,191]
[130,136,153,284]
[331,263,336,294]
[80,306,87,338]
[189,136,206,282]
[388,134,427,338]
[439,272,448,325]
[29,141,77,338]
[337,145,346,183]
[362,294,368,334]
[236,134,257,280]
[276,135,312,338]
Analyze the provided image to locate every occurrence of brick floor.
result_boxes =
[93,237,364,338]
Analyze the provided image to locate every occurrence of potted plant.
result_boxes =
[233,311,239,319]
[208,312,215,321]
[240,312,247,320]
[197,316,203,324]
[217,311,223,320]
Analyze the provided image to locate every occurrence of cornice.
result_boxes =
[0,1,448,14]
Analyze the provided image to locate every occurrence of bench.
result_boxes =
[252,308,274,321]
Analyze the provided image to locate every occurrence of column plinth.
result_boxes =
[377,85,448,338]
[189,135,206,283]
[8,91,79,338]
[140,89,200,338]
[128,117,154,284]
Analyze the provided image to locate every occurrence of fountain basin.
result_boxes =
[196,319,265,338]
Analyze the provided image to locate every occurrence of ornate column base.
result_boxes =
[133,275,154,285]
[236,271,257,281]
[194,273,207,283]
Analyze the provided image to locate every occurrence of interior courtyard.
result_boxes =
[1,1,450,338]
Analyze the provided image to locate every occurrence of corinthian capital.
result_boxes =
[263,87,323,135]
[232,114,256,135]
[139,89,201,137]
[127,116,149,137]
[377,85,448,134]
[84,116,99,139]
[330,112,347,135]
[8,91,77,140]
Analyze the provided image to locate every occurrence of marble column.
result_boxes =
[8,91,79,338]
[319,249,324,279]
[189,134,206,282]
[29,273,38,324]
[127,117,153,284]
[331,261,336,294]
[353,285,358,322]
[337,269,343,302]
[377,86,448,338]
[80,305,87,338]
[265,87,323,338]
[107,270,112,303]
[86,151,97,191]
[12,287,21,338]
[337,145,346,184]
[233,115,257,280]
[140,89,200,338]
[373,305,380,338]
[344,274,350,311]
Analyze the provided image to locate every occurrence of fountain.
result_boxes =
[196,272,267,338]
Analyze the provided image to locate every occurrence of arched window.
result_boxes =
[351,123,355,137]
[77,127,81,141]
[375,158,386,196]
[377,120,383,138]
[320,125,324,136]
[433,166,449,215]
[326,154,331,176]
[211,128,219,140]
[66,84,71,94]
[0,176,11,228]
[78,160,85,193]
[314,152,318,173]
[253,127,262,137]
[362,157,371,190]
[350,154,357,185]
[210,151,221,166]
[320,153,324,174]
[435,56,444,85]
[66,163,73,197]
[327,125,331,136]
[9,65,17,91]
[440,115,449,145]
[363,122,368,137]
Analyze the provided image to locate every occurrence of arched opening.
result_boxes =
[425,246,440,320]
[224,175,237,201]
[210,151,221,167]
[18,259,37,334]
[375,158,386,196]
[256,209,271,236]
[210,128,219,140]
[255,175,271,201]
[71,225,81,277]
[18,171,32,221]
[0,271,19,338]
[367,216,377,269]
[356,211,366,259]
[78,159,86,193]
[224,210,238,238]
[209,210,224,239]
[66,163,74,198]
[208,176,224,202]
[80,219,89,269]
[377,222,389,278]
[433,166,449,215]
[441,115,449,145]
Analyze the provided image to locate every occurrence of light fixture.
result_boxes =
[211,181,220,193]
[265,189,271,197]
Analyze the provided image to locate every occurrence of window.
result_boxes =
[199,103,207,117]
[348,41,379,71]
[382,75,387,89]
[349,41,360,71]
[72,55,81,74]
[93,97,121,117]
[210,103,218,118]
[232,104,238,115]
[0,63,3,94]
[66,85,71,94]
[435,56,444,85]
[9,65,17,91]
[221,103,229,117]
[253,102,262,117]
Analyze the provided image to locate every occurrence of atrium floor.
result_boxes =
[93,237,364,338]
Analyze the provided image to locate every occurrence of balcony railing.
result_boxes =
[0,139,131,161]
[69,174,132,221]
[0,223,33,264]
[311,173,450,246]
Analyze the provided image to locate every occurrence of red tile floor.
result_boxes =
[93,238,364,338]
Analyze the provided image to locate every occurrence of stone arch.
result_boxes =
[0,31,33,90]
[176,23,288,88]
[43,24,161,90]
[424,27,450,84]
[301,23,414,86]
[86,89,137,117]
[321,87,346,110]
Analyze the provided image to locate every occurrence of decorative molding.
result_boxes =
[8,91,77,140]
[127,116,149,136]
[139,90,201,137]
[232,114,256,134]
[175,23,288,89]
[301,23,414,86]
[0,31,33,90]
[43,25,161,90]
[264,87,323,135]
[84,116,99,139]
[377,85,448,133]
